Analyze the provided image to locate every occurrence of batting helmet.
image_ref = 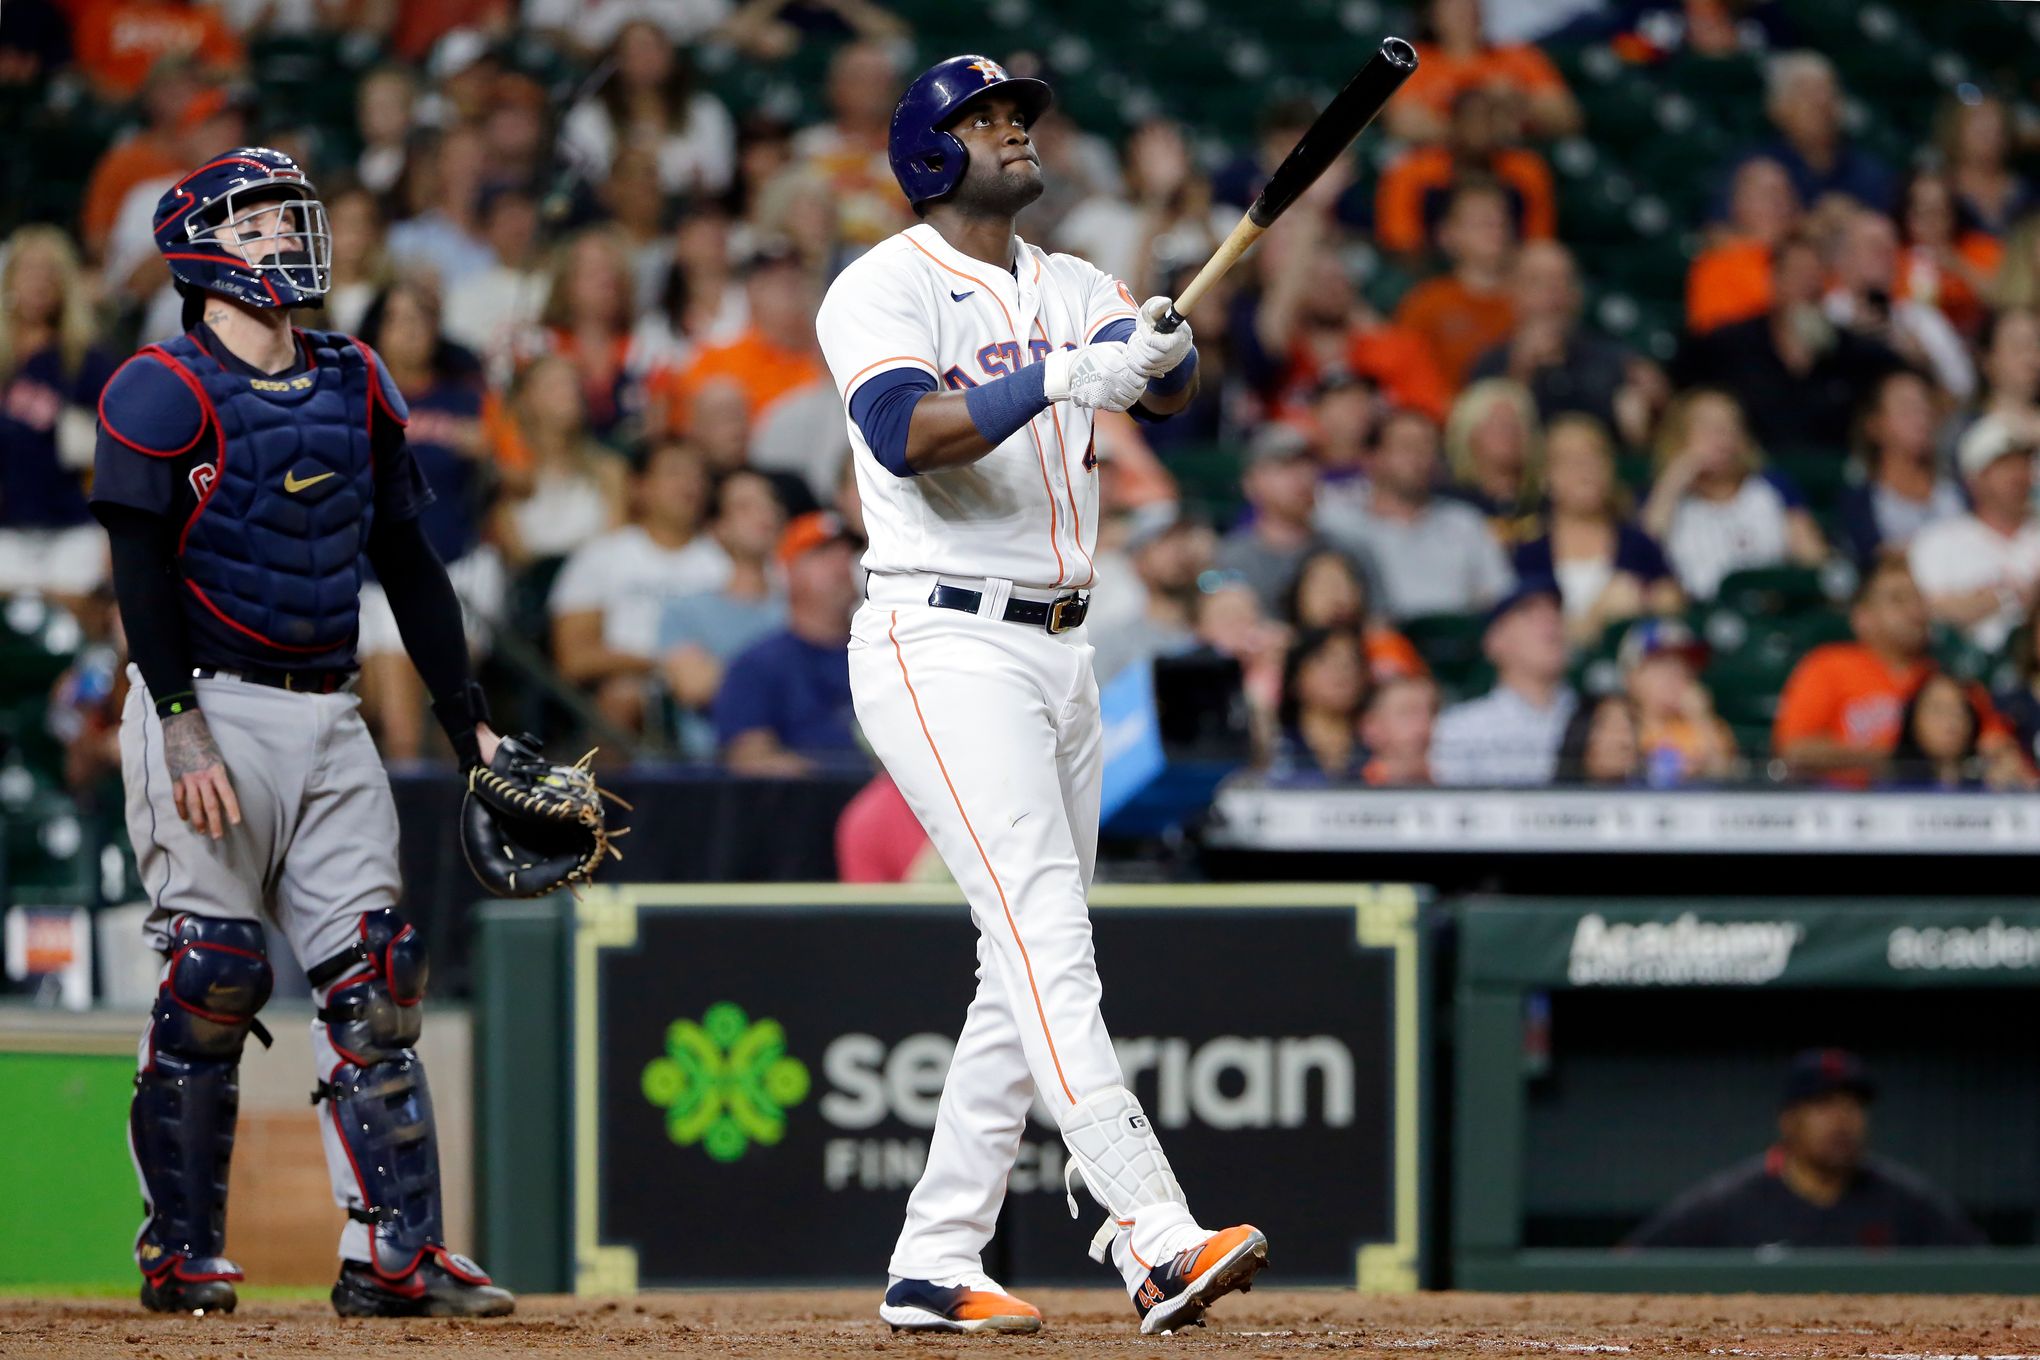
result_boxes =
[154,146,331,309]
[888,55,1054,208]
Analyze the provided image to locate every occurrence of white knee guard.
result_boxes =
[1059,1085,1197,1268]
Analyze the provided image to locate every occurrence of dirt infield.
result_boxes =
[13,1291,2040,1359]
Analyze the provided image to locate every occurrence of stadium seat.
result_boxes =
[1712,566,1832,620]
[1401,611,1491,699]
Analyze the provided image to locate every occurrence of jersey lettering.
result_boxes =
[976,341,1022,378]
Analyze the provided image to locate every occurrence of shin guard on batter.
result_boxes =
[130,915,273,1310]
[309,910,494,1298]
[1058,1085,1201,1282]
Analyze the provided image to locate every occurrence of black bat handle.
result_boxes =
[1155,307,1187,335]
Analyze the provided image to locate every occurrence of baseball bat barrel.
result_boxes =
[1154,36,1418,334]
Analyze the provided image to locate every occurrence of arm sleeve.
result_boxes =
[102,505,196,712]
[846,367,938,477]
[90,353,207,518]
[363,514,474,711]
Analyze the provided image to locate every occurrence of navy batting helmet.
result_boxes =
[154,147,331,309]
[888,55,1053,208]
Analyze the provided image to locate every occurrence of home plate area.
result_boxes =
[15,1291,2040,1359]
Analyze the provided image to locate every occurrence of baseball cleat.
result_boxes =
[879,1274,1043,1333]
[139,1256,241,1315]
[1130,1224,1269,1335]
[331,1249,515,1318]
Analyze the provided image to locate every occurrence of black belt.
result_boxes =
[927,583,1089,634]
[194,666,354,694]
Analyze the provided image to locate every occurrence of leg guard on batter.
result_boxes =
[1058,1085,1202,1279]
[130,915,274,1306]
[309,909,499,1303]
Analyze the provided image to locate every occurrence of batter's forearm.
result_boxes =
[103,507,198,713]
[904,389,1002,472]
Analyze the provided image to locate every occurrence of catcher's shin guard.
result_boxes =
[308,911,510,1315]
[131,915,274,1311]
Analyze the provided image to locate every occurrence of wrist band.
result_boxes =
[964,362,1051,445]
[155,691,198,718]
[1145,346,1199,397]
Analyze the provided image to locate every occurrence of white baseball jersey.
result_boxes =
[815,222,1138,590]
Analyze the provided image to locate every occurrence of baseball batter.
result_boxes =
[93,148,511,1318]
[816,56,1268,1335]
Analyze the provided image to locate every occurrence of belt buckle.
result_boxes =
[1046,593,1086,634]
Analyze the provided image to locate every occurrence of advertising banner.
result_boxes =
[568,885,1422,1293]
[1460,899,2040,990]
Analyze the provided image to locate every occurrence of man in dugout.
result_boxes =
[1626,1048,1983,1250]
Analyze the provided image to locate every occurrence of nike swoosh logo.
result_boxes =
[950,290,975,302]
[283,469,336,493]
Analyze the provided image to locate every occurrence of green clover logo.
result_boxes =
[640,1002,811,1161]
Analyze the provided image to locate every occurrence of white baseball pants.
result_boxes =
[849,574,1128,1282]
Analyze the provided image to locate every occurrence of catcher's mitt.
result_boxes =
[461,735,627,898]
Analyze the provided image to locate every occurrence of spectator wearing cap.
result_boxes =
[1836,370,1966,569]
[560,19,737,199]
[1246,212,1451,425]
[1722,53,1894,220]
[713,510,865,774]
[1090,513,1212,687]
[1280,546,1428,683]
[1319,407,1514,622]
[1388,0,1581,145]
[1394,180,1519,391]
[1430,578,1577,786]
[0,227,117,609]
[1621,619,1737,786]
[1627,1049,1983,1249]
[1909,415,2040,654]
[650,240,827,439]
[1216,429,1336,616]
[1270,627,1372,785]
[1641,389,1825,603]
[71,0,245,102]
[550,448,748,734]
[387,123,496,289]
[1674,234,1905,456]
[1686,157,1799,336]
[1374,86,1555,259]
[1823,209,1974,401]
[1773,556,2020,786]
[1555,692,1641,784]
[1443,377,1542,542]
[1359,675,1440,786]
[1515,414,1681,647]
[1469,240,1664,448]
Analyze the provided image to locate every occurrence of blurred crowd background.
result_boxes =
[5,0,2040,829]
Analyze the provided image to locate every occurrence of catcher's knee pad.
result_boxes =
[132,916,273,1278]
[311,909,445,1273]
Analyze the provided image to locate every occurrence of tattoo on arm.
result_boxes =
[161,709,225,782]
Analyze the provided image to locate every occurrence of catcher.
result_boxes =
[93,146,612,1319]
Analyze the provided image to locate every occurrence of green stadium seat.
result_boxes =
[1401,611,1490,698]
[1713,566,1831,619]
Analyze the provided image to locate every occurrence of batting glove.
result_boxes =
[1043,340,1150,412]
[1125,296,1194,378]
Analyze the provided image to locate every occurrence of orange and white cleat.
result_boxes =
[879,1274,1044,1334]
[1096,1221,1270,1335]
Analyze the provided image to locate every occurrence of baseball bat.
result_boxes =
[1154,36,1419,334]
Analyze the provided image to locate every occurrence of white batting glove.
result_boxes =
[1043,341,1150,412]
[1125,296,1193,378]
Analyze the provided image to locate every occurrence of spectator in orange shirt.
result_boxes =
[1395,180,1518,389]
[1773,556,2019,786]
[1688,157,1800,335]
[79,58,203,260]
[1376,86,1555,258]
[71,0,243,101]
[1896,169,2003,339]
[1245,211,1451,422]
[651,240,827,438]
[1389,0,1580,144]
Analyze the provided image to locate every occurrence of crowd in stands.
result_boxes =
[3,0,2040,808]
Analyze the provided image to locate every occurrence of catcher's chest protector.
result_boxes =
[149,329,376,664]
